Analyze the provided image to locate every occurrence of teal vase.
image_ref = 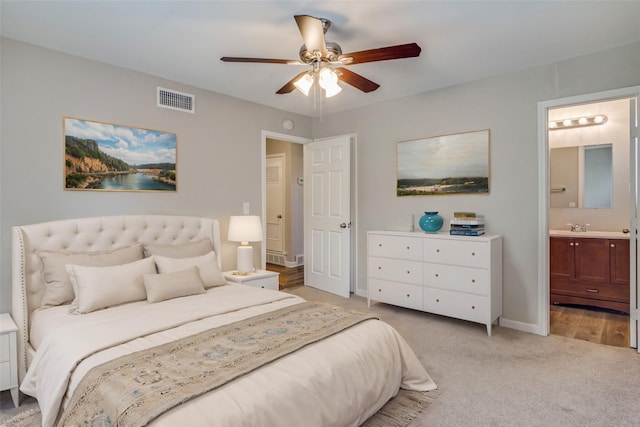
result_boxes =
[419,211,443,233]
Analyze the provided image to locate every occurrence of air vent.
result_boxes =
[157,87,195,113]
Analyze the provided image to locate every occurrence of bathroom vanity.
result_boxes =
[549,230,630,313]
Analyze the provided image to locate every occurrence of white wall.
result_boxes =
[312,42,640,330]
[0,38,312,312]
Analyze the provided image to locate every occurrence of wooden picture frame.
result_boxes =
[397,129,490,196]
[64,117,177,192]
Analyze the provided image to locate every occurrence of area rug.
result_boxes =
[0,388,440,427]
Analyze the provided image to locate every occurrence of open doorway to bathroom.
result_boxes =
[542,92,639,349]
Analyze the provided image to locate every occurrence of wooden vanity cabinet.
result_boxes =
[550,236,629,313]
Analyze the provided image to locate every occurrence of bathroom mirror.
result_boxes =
[550,144,612,208]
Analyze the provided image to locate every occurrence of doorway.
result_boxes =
[261,131,358,297]
[538,86,640,351]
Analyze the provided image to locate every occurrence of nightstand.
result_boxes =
[223,270,280,290]
[1,313,19,407]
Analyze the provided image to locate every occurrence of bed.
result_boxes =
[11,214,436,427]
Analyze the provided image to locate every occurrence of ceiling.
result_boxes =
[2,1,640,118]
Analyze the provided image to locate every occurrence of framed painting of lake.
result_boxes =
[64,117,177,192]
[397,129,490,196]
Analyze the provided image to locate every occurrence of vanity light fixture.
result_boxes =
[548,114,608,130]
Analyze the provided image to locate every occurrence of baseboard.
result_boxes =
[499,317,543,335]
[284,260,299,268]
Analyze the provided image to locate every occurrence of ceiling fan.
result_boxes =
[220,15,421,98]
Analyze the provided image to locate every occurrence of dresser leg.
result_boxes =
[10,387,19,407]
[486,323,492,337]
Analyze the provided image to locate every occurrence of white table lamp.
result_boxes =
[228,215,263,275]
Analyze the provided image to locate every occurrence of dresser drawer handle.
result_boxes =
[406,270,411,274]
[586,288,599,293]
[471,305,476,309]
[406,294,411,298]
[406,246,411,250]
[378,243,383,247]
[471,279,476,283]
[378,266,382,270]
[471,252,476,256]
[378,288,382,292]
[435,273,439,278]
[436,298,440,302]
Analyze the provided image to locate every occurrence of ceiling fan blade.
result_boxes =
[335,68,380,93]
[294,15,327,57]
[220,57,293,64]
[340,43,421,65]
[276,71,309,94]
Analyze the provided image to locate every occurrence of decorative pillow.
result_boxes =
[65,257,156,314]
[143,238,213,258]
[38,244,144,307]
[153,251,225,288]
[143,266,206,303]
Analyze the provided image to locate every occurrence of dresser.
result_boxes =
[367,231,503,336]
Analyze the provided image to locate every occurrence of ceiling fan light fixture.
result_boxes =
[324,82,342,98]
[318,67,338,89]
[293,72,314,96]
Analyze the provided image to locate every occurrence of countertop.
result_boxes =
[549,229,630,239]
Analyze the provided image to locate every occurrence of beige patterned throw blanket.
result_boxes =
[58,302,378,427]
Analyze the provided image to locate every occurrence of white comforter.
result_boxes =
[22,285,436,427]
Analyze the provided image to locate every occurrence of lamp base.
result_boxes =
[236,245,254,275]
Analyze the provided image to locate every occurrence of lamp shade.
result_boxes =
[228,215,263,243]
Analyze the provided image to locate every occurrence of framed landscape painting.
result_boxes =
[397,129,490,196]
[64,117,177,192]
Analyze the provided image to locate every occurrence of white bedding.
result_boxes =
[22,285,436,427]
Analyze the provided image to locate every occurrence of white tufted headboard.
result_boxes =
[11,214,221,382]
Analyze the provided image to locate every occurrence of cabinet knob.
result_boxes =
[406,246,411,250]
[436,298,440,302]
[471,252,476,256]
[378,243,383,247]
[436,249,440,253]
[406,270,411,274]
[610,243,615,247]
[406,294,410,298]
[471,279,476,283]
[471,305,476,310]
[378,266,382,270]
[586,288,599,293]
[435,273,439,278]
[570,242,574,246]
[378,288,382,292]
[575,242,579,246]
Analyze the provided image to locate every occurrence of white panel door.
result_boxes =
[266,154,285,254]
[304,135,351,297]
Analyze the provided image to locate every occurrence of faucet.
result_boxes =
[566,223,590,232]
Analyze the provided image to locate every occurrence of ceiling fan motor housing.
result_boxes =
[299,41,343,63]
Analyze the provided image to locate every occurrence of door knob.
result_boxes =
[277,214,282,219]
[339,222,352,229]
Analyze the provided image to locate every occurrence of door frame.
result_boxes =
[537,85,640,344]
[261,130,358,294]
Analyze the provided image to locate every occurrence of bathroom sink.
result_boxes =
[549,229,630,239]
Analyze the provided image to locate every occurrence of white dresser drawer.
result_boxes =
[423,263,489,295]
[0,334,9,362]
[368,279,423,310]
[368,257,422,285]
[368,234,422,261]
[423,239,489,268]
[423,288,489,324]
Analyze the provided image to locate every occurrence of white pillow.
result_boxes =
[143,239,213,258]
[153,251,225,288]
[66,257,156,314]
[38,244,144,307]
[143,266,206,303]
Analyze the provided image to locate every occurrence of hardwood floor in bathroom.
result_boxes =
[550,304,629,347]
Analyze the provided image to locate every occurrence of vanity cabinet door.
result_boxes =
[609,239,630,287]
[550,237,574,281]
[574,238,609,284]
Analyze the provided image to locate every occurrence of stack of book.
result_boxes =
[450,212,485,236]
